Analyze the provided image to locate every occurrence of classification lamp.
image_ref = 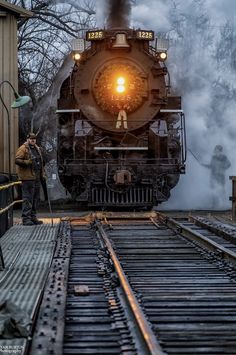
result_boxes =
[72,51,81,61]
[158,51,167,61]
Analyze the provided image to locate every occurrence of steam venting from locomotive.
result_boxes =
[57,8,186,208]
[105,0,131,28]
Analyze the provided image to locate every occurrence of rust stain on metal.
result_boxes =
[74,285,90,296]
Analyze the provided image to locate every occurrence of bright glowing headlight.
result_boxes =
[116,76,126,93]
[117,77,125,85]
[93,63,148,115]
[116,85,125,93]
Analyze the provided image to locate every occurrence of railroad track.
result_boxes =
[63,219,134,354]
[30,212,236,355]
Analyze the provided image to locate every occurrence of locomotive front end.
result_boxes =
[73,29,167,132]
[57,28,186,208]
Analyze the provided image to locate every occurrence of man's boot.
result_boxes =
[23,220,34,226]
[31,218,43,225]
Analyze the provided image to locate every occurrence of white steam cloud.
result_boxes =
[132,0,236,210]
[96,0,236,210]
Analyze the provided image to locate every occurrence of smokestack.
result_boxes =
[105,0,131,28]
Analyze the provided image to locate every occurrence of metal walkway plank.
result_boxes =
[0,221,60,353]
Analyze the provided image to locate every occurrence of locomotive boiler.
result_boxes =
[57,28,186,208]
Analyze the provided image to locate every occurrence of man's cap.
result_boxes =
[27,132,37,139]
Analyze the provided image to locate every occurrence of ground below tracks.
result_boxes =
[30,212,236,355]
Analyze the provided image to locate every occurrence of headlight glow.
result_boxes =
[93,63,148,115]
[117,77,125,85]
[116,85,125,93]
[116,77,126,93]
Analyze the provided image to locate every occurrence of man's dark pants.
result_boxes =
[21,179,40,223]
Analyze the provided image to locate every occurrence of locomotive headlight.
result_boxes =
[117,77,125,85]
[93,63,148,115]
[116,77,126,93]
[116,85,125,93]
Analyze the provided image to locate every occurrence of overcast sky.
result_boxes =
[96,0,236,30]
[131,0,236,28]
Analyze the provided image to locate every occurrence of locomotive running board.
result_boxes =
[56,109,80,113]
[160,109,184,113]
[94,147,148,150]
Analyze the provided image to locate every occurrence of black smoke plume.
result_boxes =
[105,0,131,28]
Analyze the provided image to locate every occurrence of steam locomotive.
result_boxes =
[57,28,186,208]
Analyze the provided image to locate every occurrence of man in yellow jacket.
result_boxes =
[15,132,46,225]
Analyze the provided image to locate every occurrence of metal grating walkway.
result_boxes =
[0,220,60,354]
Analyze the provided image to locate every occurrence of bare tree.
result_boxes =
[10,0,96,103]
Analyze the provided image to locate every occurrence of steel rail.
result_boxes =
[189,215,236,244]
[95,219,166,355]
[156,212,236,266]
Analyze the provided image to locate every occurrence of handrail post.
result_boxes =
[230,176,236,222]
[0,180,22,270]
[0,246,5,269]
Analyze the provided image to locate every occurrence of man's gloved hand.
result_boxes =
[24,159,32,166]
